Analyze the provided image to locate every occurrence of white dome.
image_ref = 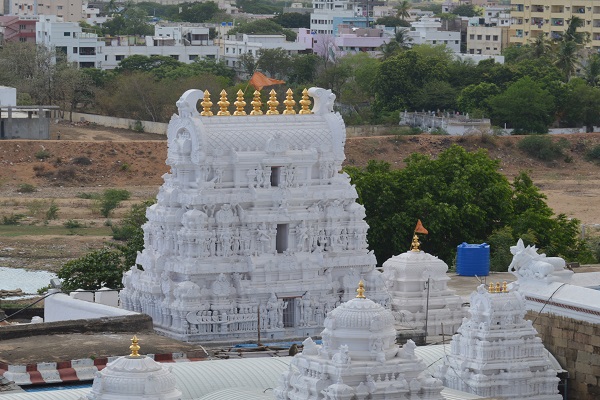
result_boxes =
[84,355,182,400]
[321,295,398,361]
[383,250,448,279]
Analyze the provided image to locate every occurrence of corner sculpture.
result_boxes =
[120,88,386,342]
[508,239,572,281]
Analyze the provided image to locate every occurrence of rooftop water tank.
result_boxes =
[456,242,490,276]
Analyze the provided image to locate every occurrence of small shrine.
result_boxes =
[382,231,465,335]
[120,88,381,342]
[436,282,562,399]
[274,281,445,400]
[82,336,182,400]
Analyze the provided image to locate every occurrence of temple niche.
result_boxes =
[120,88,379,342]
[436,282,562,399]
[382,246,466,336]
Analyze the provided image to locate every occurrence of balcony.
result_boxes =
[573,6,586,14]
[531,5,544,13]
[552,18,565,27]
[551,6,564,13]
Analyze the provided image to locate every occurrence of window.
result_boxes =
[115,55,124,61]
[73,47,77,53]
[170,55,179,60]
[57,5,62,9]
[493,35,498,41]
[19,37,27,42]
[469,34,475,39]
[270,167,281,187]
[432,40,436,44]
[455,40,459,44]
[485,35,490,40]
[64,31,71,36]
[477,35,482,40]
[19,24,27,30]
[276,224,289,253]
[189,55,198,61]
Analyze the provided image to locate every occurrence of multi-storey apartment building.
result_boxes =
[510,0,600,51]
[0,15,36,42]
[10,0,84,22]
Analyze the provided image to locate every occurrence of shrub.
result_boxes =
[2,214,25,225]
[120,163,130,172]
[17,183,36,193]
[27,200,47,217]
[517,135,564,161]
[73,156,92,166]
[35,149,51,160]
[57,248,125,291]
[46,201,59,220]
[76,192,95,199]
[585,144,600,162]
[132,120,144,132]
[63,219,85,229]
[99,189,131,218]
[430,127,449,135]
[56,166,77,180]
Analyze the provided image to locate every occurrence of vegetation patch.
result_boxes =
[517,135,565,161]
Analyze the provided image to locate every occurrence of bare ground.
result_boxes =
[0,121,599,274]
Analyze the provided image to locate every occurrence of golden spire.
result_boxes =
[356,280,366,299]
[298,88,312,114]
[502,281,508,293]
[200,90,213,116]
[233,90,247,116]
[496,282,501,293]
[283,88,296,115]
[266,89,279,115]
[250,90,263,115]
[217,90,230,116]
[488,282,494,293]
[129,335,141,357]
[410,234,420,252]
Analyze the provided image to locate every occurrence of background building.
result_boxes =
[10,0,84,22]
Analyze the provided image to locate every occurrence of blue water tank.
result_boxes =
[456,242,490,276]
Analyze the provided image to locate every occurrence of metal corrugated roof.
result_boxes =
[172,357,292,399]
[0,388,88,400]
[197,387,274,400]
[415,344,565,374]
[441,387,483,399]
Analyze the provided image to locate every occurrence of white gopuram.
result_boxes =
[437,282,562,399]
[274,281,445,400]
[82,336,182,400]
[120,88,381,342]
[382,237,466,335]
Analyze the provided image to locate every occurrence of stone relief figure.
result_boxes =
[300,291,314,326]
[256,222,271,255]
[296,221,310,252]
[370,337,386,363]
[266,292,282,329]
[332,345,351,365]
[211,273,232,298]
[401,339,417,360]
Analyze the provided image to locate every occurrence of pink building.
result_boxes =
[0,15,37,43]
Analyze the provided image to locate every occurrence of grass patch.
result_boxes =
[0,224,112,237]
[517,135,565,162]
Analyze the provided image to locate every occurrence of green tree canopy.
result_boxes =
[229,18,296,41]
[452,4,480,17]
[457,82,501,115]
[345,146,593,267]
[375,16,411,28]
[102,6,154,36]
[180,1,220,23]
[488,76,555,133]
[272,12,310,28]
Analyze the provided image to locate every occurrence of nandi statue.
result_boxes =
[508,239,572,282]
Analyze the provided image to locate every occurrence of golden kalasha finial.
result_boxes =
[356,279,366,299]
[266,89,279,115]
[200,90,213,116]
[496,282,501,293]
[233,90,247,116]
[250,90,263,115]
[129,335,141,357]
[502,281,508,293]
[299,88,312,114]
[488,282,494,293]
[217,90,230,116]
[410,234,420,252]
[283,88,296,115]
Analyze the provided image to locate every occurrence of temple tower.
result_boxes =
[120,88,380,342]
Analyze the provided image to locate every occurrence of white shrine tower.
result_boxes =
[274,281,445,400]
[120,88,382,342]
[382,236,466,336]
[437,282,562,399]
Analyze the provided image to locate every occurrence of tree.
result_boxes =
[256,48,291,79]
[116,54,182,74]
[111,199,155,268]
[288,54,322,84]
[582,53,600,87]
[562,79,600,132]
[413,80,457,111]
[452,4,480,17]
[395,0,411,20]
[488,77,555,133]
[554,39,580,81]
[180,1,220,23]
[529,33,553,59]
[102,6,154,36]
[239,51,258,77]
[457,82,501,114]
[272,12,310,29]
[375,16,410,28]
[229,19,296,41]
[58,248,126,291]
[54,62,95,121]
[345,145,514,265]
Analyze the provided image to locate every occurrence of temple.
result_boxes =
[437,282,562,399]
[120,88,382,342]
[274,281,446,400]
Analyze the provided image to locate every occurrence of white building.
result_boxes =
[36,16,104,68]
[120,87,383,342]
[102,25,219,69]
[408,17,461,53]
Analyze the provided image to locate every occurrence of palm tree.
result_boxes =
[583,53,600,86]
[529,33,552,59]
[394,28,413,47]
[564,16,588,44]
[395,0,411,20]
[554,40,579,81]
[379,29,412,60]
